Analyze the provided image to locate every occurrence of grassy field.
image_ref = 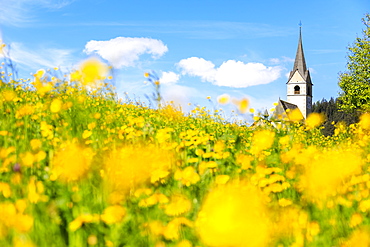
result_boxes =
[1,58,370,247]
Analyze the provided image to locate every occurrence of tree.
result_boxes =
[312,97,360,136]
[338,13,370,112]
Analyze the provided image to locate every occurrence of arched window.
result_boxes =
[294,85,300,94]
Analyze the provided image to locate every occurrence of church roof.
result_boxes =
[273,99,302,120]
[288,27,312,84]
[278,99,298,111]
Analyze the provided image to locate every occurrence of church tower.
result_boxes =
[286,27,313,118]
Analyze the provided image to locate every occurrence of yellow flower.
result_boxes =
[101,205,126,224]
[82,130,93,139]
[30,139,42,151]
[20,152,34,167]
[79,58,109,86]
[50,98,63,113]
[299,148,363,201]
[250,130,276,155]
[287,108,303,122]
[51,142,94,182]
[215,175,230,185]
[235,154,253,170]
[343,228,370,247]
[196,181,271,247]
[233,98,249,114]
[0,182,11,198]
[305,112,325,130]
[1,89,16,102]
[139,193,169,207]
[163,217,193,240]
[87,235,98,246]
[13,214,34,232]
[278,198,292,207]
[217,94,230,104]
[176,240,192,247]
[104,145,173,195]
[350,213,363,228]
[359,113,370,129]
[174,166,200,186]
[164,195,192,216]
[15,104,35,118]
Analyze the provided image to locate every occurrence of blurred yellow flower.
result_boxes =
[1,90,16,102]
[50,98,63,113]
[215,175,230,185]
[359,113,370,130]
[233,98,249,114]
[299,148,363,201]
[82,130,93,139]
[0,182,11,198]
[101,205,126,224]
[250,130,276,155]
[104,145,173,195]
[350,213,363,228]
[79,58,109,86]
[165,194,192,216]
[305,112,325,130]
[174,166,200,186]
[278,198,293,207]
[287,108,303,122]
[51,142,94,182]
[30,139,42,151]
[342,228,370,247]
[196,181,271,247]
[217,94,230,104]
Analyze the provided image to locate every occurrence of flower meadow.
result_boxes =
[1,58,370,247]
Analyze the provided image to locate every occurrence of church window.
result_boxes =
[294,85,300,94]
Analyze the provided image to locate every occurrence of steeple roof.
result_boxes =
[288,27,312,84]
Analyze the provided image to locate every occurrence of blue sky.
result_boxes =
[0,0,368,118]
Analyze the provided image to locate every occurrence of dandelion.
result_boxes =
[51,142,94,182]
[250,130,276,155]
[164,194,192,216]
[104,145,173,195]
[299,148,363,201]
[350,213,363,228]
[359,113,370,129]
[174,166,200,186]
[287,108,304,122]
[196,181,271,247]
[50,98,63,113]
[78,57,109,86]
[233,98,249,114]
[305,112,325,130]
[101,205,126,224]
[1,90,16,102]
[30,139,42,151]
[217,94,230,104]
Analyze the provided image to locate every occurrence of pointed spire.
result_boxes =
[292,25,307,78]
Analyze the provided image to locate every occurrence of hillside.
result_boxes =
[1,62,370,246]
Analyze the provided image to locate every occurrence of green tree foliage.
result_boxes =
[312,97,360,136]
[338,13,370,111]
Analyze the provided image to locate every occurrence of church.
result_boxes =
[274,27,313,119]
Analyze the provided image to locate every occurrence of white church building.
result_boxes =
[275,27,313,119]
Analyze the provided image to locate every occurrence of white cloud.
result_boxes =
[0,0,74,26]
[160,71,180,84]
[6,42,74,70]
[178,57,283,88]
[177,57,215,82]
[84,37,168,69]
